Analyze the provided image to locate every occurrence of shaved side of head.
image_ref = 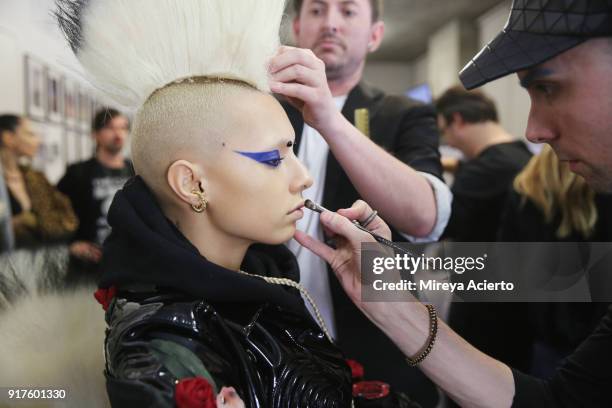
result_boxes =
[131,79,260,202]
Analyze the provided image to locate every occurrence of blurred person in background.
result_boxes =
[58,108,133,272]
[438,86,532,242]
[0,164,15,252]
[499,144,612,379]
[501,145,612,243]
[0,114,77,248]
[436,87,534,383]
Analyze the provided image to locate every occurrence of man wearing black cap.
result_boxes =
[295,0,612,406]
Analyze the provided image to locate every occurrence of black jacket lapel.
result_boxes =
[322,83,381,211]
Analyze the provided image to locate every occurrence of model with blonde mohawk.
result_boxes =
[55,0,418,407]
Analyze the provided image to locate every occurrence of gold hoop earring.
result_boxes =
[191,188,208,213]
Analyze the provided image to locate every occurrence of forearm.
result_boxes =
[322,113,437,236]
[374,301,515,407]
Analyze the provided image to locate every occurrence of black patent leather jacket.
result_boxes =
[104,290,354,407]
[104,291,422,408]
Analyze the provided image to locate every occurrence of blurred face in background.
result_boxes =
[2,118,40,159]
[293,0,384,81]
[437,115,456,147]
[95,115,129,155]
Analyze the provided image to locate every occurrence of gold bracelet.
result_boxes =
[406,304,438,366]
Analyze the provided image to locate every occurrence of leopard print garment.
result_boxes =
[15,167,78,245]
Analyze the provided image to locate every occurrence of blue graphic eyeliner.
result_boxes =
[234,149,283,167]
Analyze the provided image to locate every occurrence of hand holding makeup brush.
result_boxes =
[294,199,391,306]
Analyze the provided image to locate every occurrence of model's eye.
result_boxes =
[262,158,284,168]
[234,149,284,168]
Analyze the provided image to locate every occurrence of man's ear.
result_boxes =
[451,112,465,129]
[166,160,208,209]
[367,21,385,53]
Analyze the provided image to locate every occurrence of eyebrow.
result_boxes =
[233,139,294,158]
[519,67,555,89]
[310,0,327,6]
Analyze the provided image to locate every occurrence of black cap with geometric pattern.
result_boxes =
[460,0,612,89]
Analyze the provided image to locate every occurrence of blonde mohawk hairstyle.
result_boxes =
[55,0,287,109]
[56,0,288,196]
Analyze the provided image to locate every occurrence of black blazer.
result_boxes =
[281,82,443,406]
[285,82,443,214]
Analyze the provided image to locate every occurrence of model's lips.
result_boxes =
[287,201,305,215]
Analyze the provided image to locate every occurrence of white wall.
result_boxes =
[362,61,414,95]
[427,20,462,97]
[412,53,429,87]
[0,28,24,114]
[477,0,532,143]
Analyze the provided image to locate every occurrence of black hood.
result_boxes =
[100,176,307,315]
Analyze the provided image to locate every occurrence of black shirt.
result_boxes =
[444,141,532,242]
[512,305,612,407]
[58,158,133,245]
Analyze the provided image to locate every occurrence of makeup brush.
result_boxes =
[303,200,414,256]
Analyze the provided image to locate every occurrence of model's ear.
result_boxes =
[166,160,209,209]
[292,16,301,39]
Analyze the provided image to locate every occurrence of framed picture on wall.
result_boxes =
[78,91,92,131]
[24,55,47,121]
[46,68,64,123]
[31,122,65,184]
[64,79,78,129]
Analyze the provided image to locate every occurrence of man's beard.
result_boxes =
[589,170,612,193]
[325,62,345,81]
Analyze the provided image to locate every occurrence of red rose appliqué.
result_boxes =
[352,380,390,400]
[175,376,216,408]
[346,359,364,380]
[94,286,117,311]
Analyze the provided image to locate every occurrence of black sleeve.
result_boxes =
[392,100,443,180]
[106,333,231,408]
[497,190,522,241]
[105,303,233,408]
[511,306,612,407]
[105,337,178,408]
[443,162,492,240]
[57,165,76,198]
